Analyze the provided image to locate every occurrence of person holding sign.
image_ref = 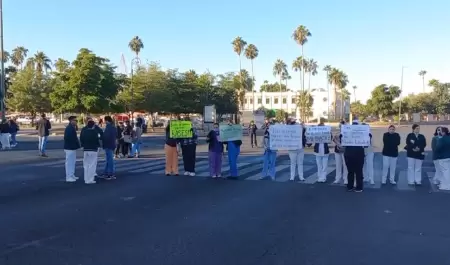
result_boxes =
[405,124,427,185]
[164,124,180,176]
[313,122,331,183]
[434,127,450,190]
[333,121,348,185]
[224,121,242,180]
[261,123,277,180]
[206,123,224,178]
[381,125,401,185]
[180,125,198,176]
[343,120,366,192]
[287,119,306,181]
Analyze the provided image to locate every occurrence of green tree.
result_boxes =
[306,58,318,91]
[418,70,427,92]
[128,36,144,58]
[0,50,10,63]
[275,109,288,122]
[11,46,28,69]
[328,68,349,120]
[33,51,52,74]
[260,80,288,92]
[366,84,401,120]
[231,36,247,109]
[292,25,312,92]
[350,100,368,120]
[296,90,314,120]
[244,44,258,110]
[54,58,70,73]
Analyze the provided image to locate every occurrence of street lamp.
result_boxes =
[398,66,407,126]
[130,57,140,123]
[0,0,5,122]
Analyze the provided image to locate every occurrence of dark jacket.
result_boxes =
[435,136,450,160]
[80,126,101,151]
[103,123,117,149]
[36,118,51,137]
[206,130,224,152]
[382,132,401,157]
[405,133,426,160]
[249,124,257,134]
[314,132,332,154]
[63,124,80,150]
[165,129,178,147]
[0,122,10,134]
[302,127,307,148]
[8,121,19,133]
[344,146,365,158]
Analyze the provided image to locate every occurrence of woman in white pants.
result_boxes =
[405,124,426,185]
[314,123,330,183]
[435,127,450,190]
[288,120,306,181]
[381,125,401,184]
[0,121,11,150]
[333,121,347,184]
[79,120,101,184]
[431,127,443,185]
[363,132,375,185]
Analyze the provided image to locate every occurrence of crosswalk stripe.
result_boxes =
[304,166,335,184]
[152,160,209,175]
[128,159,174,173]
[396,170,415,191]
[245,164,290,181]
[426,172,439,192]
[273,165,316,182]
[112,159,164,172]
[196,162,244,177]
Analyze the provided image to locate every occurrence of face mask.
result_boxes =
[214,128,219,132]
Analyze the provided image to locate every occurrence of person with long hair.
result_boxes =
[164,123,180,176]
[333,121,348,184]
[206,123,224,178]
[434,127,450,190]
[261,122,277,180]
[405,124,426,185]
[431,126,443,185]
[381,125,401,184]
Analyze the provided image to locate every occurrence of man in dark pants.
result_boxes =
[249,121,258,148]
[343,120,366,192]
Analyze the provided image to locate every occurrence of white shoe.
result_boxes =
[189,172,195,176]
[85,181,96,184]
[333,180,340,184]
[299,177,305,181]
[66,178,76,183]
[343,181,348,185]
[390,180,396,185]
[184,172,190,176]
[370,180,375,185]
[318,179,326,183]
[211,175,217,178]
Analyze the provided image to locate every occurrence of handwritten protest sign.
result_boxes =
[341,125,370,146]
[169,120,192,138]
[219,124,243,141]
[305,126,331,144]
[269,125,303,150]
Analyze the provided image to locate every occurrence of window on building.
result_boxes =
[274,98,279,104]
[292,98,296,104]
[250,99,253,104]
[258,98,262,104]
[244,99,248,104]
[282,98,287,104]
[266,98,270,104]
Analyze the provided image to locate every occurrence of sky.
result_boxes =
[4,0,450,103]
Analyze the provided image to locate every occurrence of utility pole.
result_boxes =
[398,66,406,126]
[0,0,5,122]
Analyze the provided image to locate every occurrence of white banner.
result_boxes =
[341,125,370,146]
[305,126,331,144]
[269,125,303,150]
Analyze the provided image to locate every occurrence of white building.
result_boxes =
[241,89,350,120]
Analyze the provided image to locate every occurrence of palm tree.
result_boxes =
[323,65,332,118]
[244,44,259,111]
[340,87,351,119]
[329,68,349,120]
[352,85,357,102]
[307,58,318,91]
[292,57,305,118]
[418,70,427,92]
[231,36,248,109]
[54,58,70,73]
[128,36,144,58]
[273,59,287,112]
[292,25,312,92]
[0,51,10,63]
[11,46,28,68]
[33,51,52,73]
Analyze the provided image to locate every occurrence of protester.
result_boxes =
[180,123,198,176]
[8,118,19,147]
[63,116,80,182]
[405,124,426,185]
[79,120,101,184]
[314,122,330,183]
[248,121,258,148]
[36,113,51,157]
[261,122,277,180]
[435,127,450,190]
[381,125,401,184]
[115,121,124,158]
[287,119,306,181]
[164,123,179,176]
[206,122,224,178]
[130,118,143,158]
[101,116,117,180]
[362,123,374,185]
[333,121,347,184]
[0,120,10,150]
[122,120,133,157]
[225,121,242,180]
[344,119,365,192]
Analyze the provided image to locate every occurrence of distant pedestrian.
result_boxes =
[8,118,19,147]
[248,121,258,148]
[130,118,143,158]
[36,113,51,157]
[405,124,426,185]
[180,123,198,176]
[435,127,450,190]
[333,121,348,184]
[101,116,117,180]
[344,120,365,192]
[115,122,124,158]
[164,123,180,176]
[63,116,80,182]
[0,120,10,150]
[79,120,101,184]
[261,123,277,180]
[382,125,401,184]
[206,122,224,178]
[122,120,133,157]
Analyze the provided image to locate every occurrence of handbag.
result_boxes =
[123,134,132,143]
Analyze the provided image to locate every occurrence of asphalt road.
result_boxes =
[1,151,449,265]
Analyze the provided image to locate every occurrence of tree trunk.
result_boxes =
[301,46,305,93]
[308,72,311,91]
[251,59,255,111]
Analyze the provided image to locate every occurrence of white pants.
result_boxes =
[433,160,442,185]
[364,151,374,182]
[334,152,348,183]
[83,151,98,184]
[0,133,10,149]
[438,158,450,190]
[315,155,329,182]
[407,157,423,184]
[382,156,397,182]
[64,150,77,181]
[288,149,304,180]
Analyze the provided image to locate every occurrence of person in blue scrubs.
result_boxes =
[225,121,242,180]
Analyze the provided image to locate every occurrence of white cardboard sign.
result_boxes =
[341,125,370,146]
[269,125,303,150]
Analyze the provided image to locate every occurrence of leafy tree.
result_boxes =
[328,68,349,120]
[273,59,287,93]
[244,44,258,110]
[33,51,52,74]
[129,36,144,58]
[260,80,288,92]
[231,36,247,109]
[350,100,368,120]
[11,46,28,69]
[292,25,312,91]
[366,84,401,120]
[306,58,318,90]
[275,109,288,122]
[297,90,314,120]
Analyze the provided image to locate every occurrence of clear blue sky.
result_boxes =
[5,0,450,103]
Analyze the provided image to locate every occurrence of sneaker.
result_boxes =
[85,181,96,184]
[354,189,363,193]
[347,188,354,192]
[184,172,190,176]
[390,180,397,185]
[299,177,305,181]
[66,178,77,183]
[189,172,195,177]
[381,180,387,185]
[370,180,375,185]
[333,180,340,184]
[211,175,217,178]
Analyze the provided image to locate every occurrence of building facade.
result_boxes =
[241,90,350,120]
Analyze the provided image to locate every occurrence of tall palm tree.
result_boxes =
[307,58,318,91]
[352,85,357,102]
[292,25,312,92]
[33,51,52,73]
[0,51,10,63]
[244,44,259,110]
[11,46,28,69]
[340,87,351,119]
[273,59,287,112]
[128,36,144,58]
[323,65,332,118]
[329,68,349,120]
[292,57,304,117]
[418,70,427,92]
[231,36,248,109]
